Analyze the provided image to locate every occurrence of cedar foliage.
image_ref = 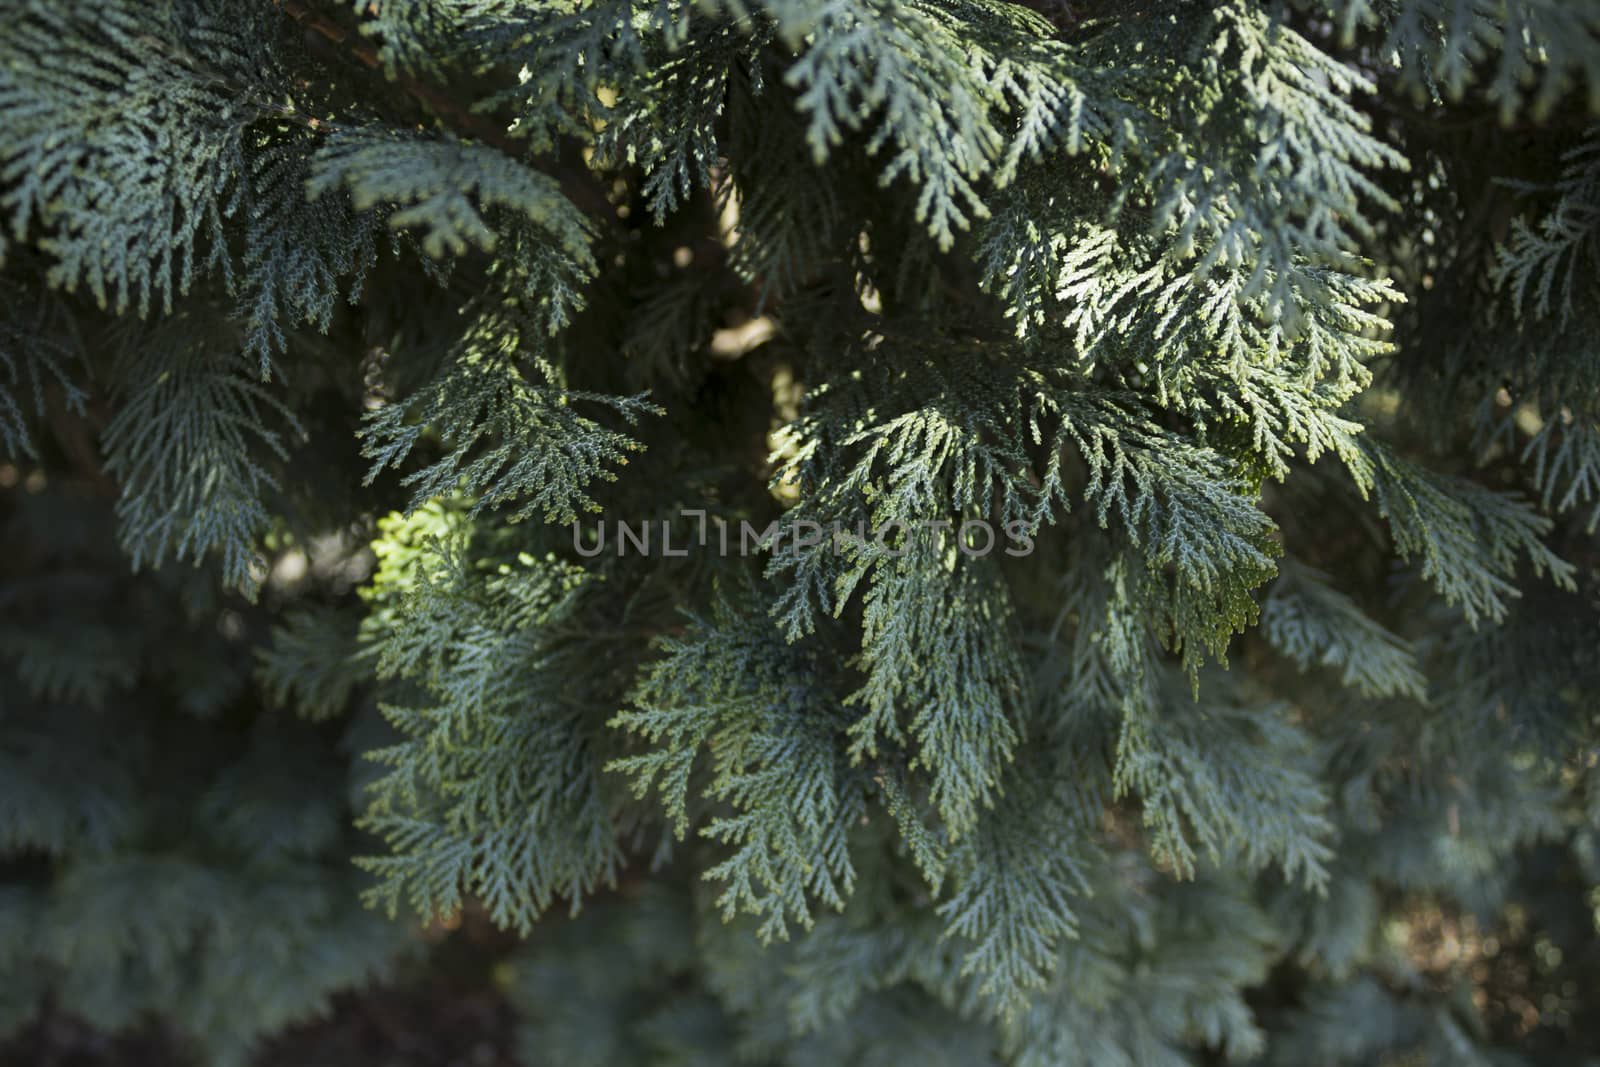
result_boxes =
[3,0,1600,1063]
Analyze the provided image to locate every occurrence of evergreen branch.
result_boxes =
[99,314,303,597]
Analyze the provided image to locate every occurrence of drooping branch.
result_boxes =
[273,0,618,221]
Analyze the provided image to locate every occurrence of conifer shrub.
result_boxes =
[3,0,1600,1063]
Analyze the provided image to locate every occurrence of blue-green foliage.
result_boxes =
[240,136,382,369]
[359,343,661,524]
[0,279,85,459]
[613,585,867,942]
[1488,128,1600,534]
[4,0,1600,1062]
[100,315,303,596]
[0,1,278,316]
[0,490,410,1063]
[1300,0,1600,121]
[357,526,625,933]
[1261,559,1428,700]
[309,127,595,263]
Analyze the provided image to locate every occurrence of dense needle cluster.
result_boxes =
[3,0,1600,1063]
